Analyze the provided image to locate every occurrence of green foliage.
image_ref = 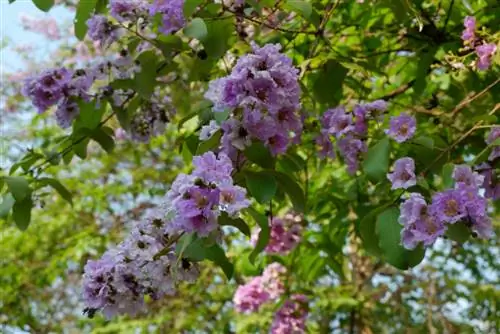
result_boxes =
[363,138,391,182]
[74,0,97,40]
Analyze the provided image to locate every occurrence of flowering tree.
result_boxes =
[1,0,499,332]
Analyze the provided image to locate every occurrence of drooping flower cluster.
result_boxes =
[149,0,185,36]
[251,212,303,255]
[233,263,286,313]
[19,13,60,40]
[387,157,417,190]
[22,51,145,129]
[399,164,493,249]
[460,16,497,70]
[205,43,302,158]
[82,209,198,318]
[166,151,250,236]
[385,113,416,143]
[110,0,148,23]
[83,151,249,318]
[270,294,309,334]
[87,15,123,47]
[316,101,387,174]
[486,126,500,162]
[129,92,175,142]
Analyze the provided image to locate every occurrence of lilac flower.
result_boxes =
[452,164,484,188]
[338,135,367,175]
[221,119,252,156]
[252,214,303,255]
[365,99,388,112]
[110,0,148,22]
[399,193,446,249]
[385,113,416,143]
[192,151,233,184]
[321,106,354,138]
[353,105,368,135]
[219,184,250,215]
[22,68,72,113]
[199,120,220,141]
[315,130,335,159]
[55,99,80,128]
[233,276,270,313]
[270,295,308,334]
[461,16,476,44]
[149,0,185,35]
[476,43,497,71]
[86,15,120,46]
[129,99,172,142]
[387,157,417,190]
[261,262,286,299]
[476,163,500,200]
[429,189,467,224]
[486,126,500,161]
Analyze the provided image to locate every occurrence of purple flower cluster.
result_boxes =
[82,209,198,318]
[110,0,148,22]
[387,157,417,190]
[129,94,175,143]
[252,213,303,255]
[22,67,94,127]
[149,0,185,35]
[316,101,387,174]
[461,16,476,44]
[385,113,416,143]
[399,164,493,249]
[233,263,286,313]
[87,15,122,47]
[460,16,497,70]
[205,43,302,157]
[270,294,308,334]
[167,151,250,236]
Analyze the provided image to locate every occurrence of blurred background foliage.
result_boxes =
[1,0,499,333]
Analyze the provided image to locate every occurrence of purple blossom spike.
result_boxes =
[233,276,270,313]
[192,151,233,184]
[86,15,120,46]
[149,0,185,35]
[22,68,72,113]
[55,99,80,128]
[476,163,500,200]
[385,113,416,143]
[110,0,148,22]
[452,164,484,188]
[476,43,497,71]
[486,126,500,161]
[321,106,354,138]
[387,157,417,190]
[315,130,335,159]
[338,135,367,175]
[461,16,476,44]
[252,213,303,255]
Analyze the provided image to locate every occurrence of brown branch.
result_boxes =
[449,77,500,117]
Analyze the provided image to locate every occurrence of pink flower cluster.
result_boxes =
[19,13,61,40]
[251,213,303,255]
[270,294,308,334]
[233,263,286,313]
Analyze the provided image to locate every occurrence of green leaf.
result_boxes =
[74,0,97,40]
[91,128,115,153]
[446,222,470,243]
[244,141,275,169]
[285,0,312,18]
[74,100,106,131]
[37,178,73,205]
[0,193,16,219]
[32,0,54,11]
[203,18,233,60]
[363,138,390,182]
[312,60,348,105]
[278,153,305,173]
[196,131,222,155]
[4,176,31,201]
[247,208,270,264]
[184,18,208,40]
[412,136,434,150]
[218,212,251,237]
[272,171,306,213]
[182,238,234,279]
[134,51,158,98]
[245,172,277,203]
[184,0,204,17]
[157,35,184,57]
[413,47,438,98]
[376,207,425,269]
[12,196,33,231]
[441,163,454,189]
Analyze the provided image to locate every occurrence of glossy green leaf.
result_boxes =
[441,162,454,189]
[32,0,54,11]
[184,0,204,17]
[74,0,97,40]
[12,196,33,231]
[92,128,115,153]
[245,172,277,203]
[376,207,426,269]
[244,141,275,169]
[134,51,158,98]
[247,208,269,264]
[218,212,251,237]
[182,237,234,280]
[0,193,16,219]
[196,131,222,155]
[312,60,348,105]
[4,176,31,202]
[272,171,306,213]
[363,138,391,182]
[37,178,73,205]
[446,222,470,244]
[285,0,312,18]
[184,18,208,40]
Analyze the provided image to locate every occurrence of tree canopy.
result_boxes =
[1,0,499,333]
